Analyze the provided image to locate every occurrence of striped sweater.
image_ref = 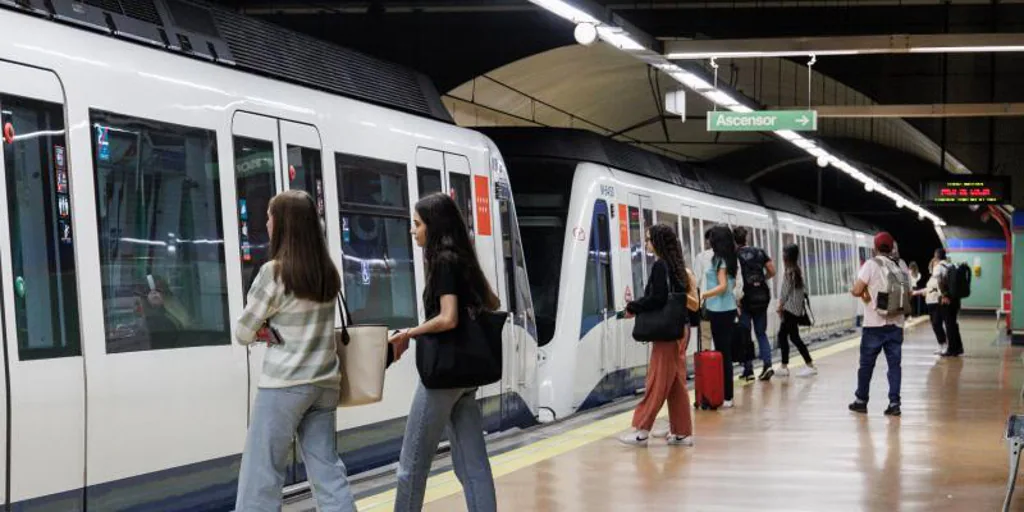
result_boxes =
[235,261,341,389]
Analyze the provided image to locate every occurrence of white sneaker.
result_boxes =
[722,400,734,409]
[619,430,650,446]
[798,366,818,377]
[934,344,948,355]
[666,434,694,446]
[776,367,790,377]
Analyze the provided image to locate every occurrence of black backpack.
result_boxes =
[738,247,770,310]
[945,262,972,300]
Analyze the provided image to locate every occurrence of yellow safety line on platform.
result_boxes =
[354,318,926,510]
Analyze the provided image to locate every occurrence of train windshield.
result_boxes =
[508,159,575,346]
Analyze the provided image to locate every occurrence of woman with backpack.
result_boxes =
[234,190,356,511]
[775,244,817,377]
[619,224,694,447]
[701,225,739,408]
[388,192,500,512]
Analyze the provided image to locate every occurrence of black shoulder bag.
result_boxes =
[415,307,509,389]
[632,268,688,342]
[796,294,815,327]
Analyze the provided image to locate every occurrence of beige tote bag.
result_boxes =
[335,294,389,407]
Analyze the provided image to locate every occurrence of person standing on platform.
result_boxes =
[849,232,909,417]
[776,243,816,377]
[933,248,965,357]
[734,227,776,382]
[620,224,694,447]
[701,225,740,409]
[914,258,946,354]
[908,262,923,317]
[234,190,356,512]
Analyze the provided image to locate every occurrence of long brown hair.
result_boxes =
[648,224,689,292]
[268,190,341,302]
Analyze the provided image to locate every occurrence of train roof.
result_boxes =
[1,0,451,123]
[481,127,874,233]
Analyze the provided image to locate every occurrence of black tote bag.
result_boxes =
[632,270,688,342]
[415,308,508,389]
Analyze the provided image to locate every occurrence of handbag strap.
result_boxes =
[803,293,815,321]
[336,291,353,345]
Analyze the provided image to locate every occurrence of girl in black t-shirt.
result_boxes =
[388,192,499,512]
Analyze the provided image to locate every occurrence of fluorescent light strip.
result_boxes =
[597,26,645,51]
[907,45,1024,53]
[529,0,598,24]
[704,89,738,106]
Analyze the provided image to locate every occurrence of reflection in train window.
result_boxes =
[679,215,693,268]
[91,111,230,353]
[449,172,474,236]
[234,137,275,295]
[2,95,81,360]
[581,200,613,338]
[416,167,442,199]
[335,153,417,328]
[287,145,324,224]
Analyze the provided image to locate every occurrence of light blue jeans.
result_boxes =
[394,384,495,512]
[236,385,355,512]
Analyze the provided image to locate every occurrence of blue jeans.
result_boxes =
[855,325,903,405]
[236,385,355,512]
[395,383,496,512]
[740,308,771,372]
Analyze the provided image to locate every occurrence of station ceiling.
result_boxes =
[210,0,1022,259]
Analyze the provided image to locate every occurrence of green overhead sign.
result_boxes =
[707,110,818,132]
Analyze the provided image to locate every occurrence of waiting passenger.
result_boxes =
[848,232,909,417]
[620,224,694,447]
[234,190,356,511]
[914,258,946,354]
[933,248,964,357]
[734,227,776,381]
[388,192,499,512]
[701,225,739,408]
[908,262,923,317]
[775,244,816,377]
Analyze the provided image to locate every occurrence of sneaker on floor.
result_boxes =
[742,374,756,382]
[776,367,790,377]
[798,366,818,377]
[884,403,901,417]
[666,434,694,446]
[619,430,650,446]
[848,400,868,414]
[758,367,775,381]
[722,400,734,409]
[934,344,948,355]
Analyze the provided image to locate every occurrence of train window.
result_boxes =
[581,200,613,338]
[643,208,654,284]
[496,182,536,338]
[701,220,717,249]
[825,241,836,295]
[91,111,229,353]
[804,237,818,295]
[449,173,474,236]
[656,211,679,238]
[335,153,417,327]
[234,137,275,295]
[628,206,643,300]
[286,145,325,224]
[416,168,442,198]
[679,215,693,267]
[2,95,81,360]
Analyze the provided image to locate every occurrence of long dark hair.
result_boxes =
[783,243,804,290]
[709,225,738,278]
[416,193,499,312]
[648,224,689,292]
[269,190,340,302]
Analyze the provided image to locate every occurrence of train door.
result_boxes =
[231,113,325,485]
[581,200,617,400]
[0,63,84,509]
[623,194,653,384]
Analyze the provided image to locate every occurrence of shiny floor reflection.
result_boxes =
[426,318,1024,511]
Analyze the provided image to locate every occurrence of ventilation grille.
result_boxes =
[698,168,759,204]
[163,0,217,37]
[85,0,162,25]
[212,9,446,121]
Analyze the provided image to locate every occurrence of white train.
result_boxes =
[480,128,877,422]
[0,2,539,509]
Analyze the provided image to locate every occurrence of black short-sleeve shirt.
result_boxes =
[425,252,468,319]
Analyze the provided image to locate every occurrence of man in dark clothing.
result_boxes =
[933,248,964,357]
[735,227,776,381]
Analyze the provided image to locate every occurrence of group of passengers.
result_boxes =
[233,189,496,511]
[619,225,954,447]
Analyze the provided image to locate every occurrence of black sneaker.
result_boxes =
[758,367,775,381]
[884,404,901,417]
[848,401,868,414]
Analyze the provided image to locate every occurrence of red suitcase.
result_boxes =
[693,325,725,410]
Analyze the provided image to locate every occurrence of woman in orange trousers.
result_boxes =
[620,224,694,447]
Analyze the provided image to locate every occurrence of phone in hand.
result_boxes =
[615,310,627,319]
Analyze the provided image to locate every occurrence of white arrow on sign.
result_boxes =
[796,115,810,126]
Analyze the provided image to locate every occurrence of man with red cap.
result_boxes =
[848,232,911,417]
